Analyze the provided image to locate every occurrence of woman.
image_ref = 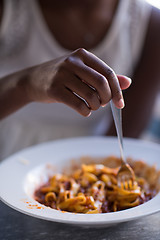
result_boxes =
[0,0,160,160]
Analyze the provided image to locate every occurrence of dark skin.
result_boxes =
[0,0,160,138]
[38,0,160,138]
[38,0,119,50]
[0,0,130,119]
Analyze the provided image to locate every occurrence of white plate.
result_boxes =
[0,136,160,227]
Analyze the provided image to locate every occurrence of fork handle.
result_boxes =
[110,100,125,163]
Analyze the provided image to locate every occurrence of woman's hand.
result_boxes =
[0,48,131,120]
[27,48,131,117]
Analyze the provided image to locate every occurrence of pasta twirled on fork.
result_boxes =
[34,156,160,214]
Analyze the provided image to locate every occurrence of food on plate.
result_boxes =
[34,156,160,213]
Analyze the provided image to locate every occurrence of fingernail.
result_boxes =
[125,76,132,84]
[118,99,125,109]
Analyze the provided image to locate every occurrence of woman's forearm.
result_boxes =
[0,70,31,120]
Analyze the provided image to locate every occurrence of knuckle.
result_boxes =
[114,89,122,100]
[64,56,75,66]
[107,67,114,76]
[98,75,107,87]
[106,68,116,81]
[75,48,87,57]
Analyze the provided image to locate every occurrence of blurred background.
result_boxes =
[134,0,160,144]
[142,0,160,143]
[146,0,160,9]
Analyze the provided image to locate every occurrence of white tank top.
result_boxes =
[0,0,152,160]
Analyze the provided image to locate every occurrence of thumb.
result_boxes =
[117,75,132,90]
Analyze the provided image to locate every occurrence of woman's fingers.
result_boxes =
[64,54,112,106]
[51,86,91,117]
[80,49,124,108]
[65,48,130,109]
[45,49,132,116]
[63,71,101,111]
[117,75,132,90]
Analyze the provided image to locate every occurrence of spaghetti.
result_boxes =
[34,156,160,213]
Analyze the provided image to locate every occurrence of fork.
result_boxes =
[110,100,135,190]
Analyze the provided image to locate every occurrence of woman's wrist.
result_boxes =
[0,69,32,119]
[16,69,33,104]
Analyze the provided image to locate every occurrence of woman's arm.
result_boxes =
[107,6,160,138]
[0,49,131,120]
[0,70,32,119]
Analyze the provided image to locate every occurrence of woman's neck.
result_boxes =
[38,0,119,50]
